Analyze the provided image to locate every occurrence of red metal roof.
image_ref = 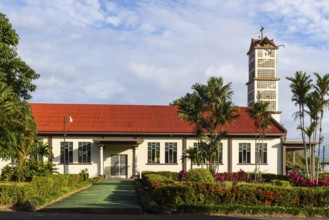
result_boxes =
[30,103,286,135]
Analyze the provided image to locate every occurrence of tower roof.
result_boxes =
[247,36,278,55]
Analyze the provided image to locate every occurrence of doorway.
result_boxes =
[111,154,128,177]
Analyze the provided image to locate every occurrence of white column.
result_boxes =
[99,144,104,177]
[133,145,138,177]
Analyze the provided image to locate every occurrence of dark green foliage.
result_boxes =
[29,174,86,197]
[185,168,214,183]
[173,76,239,170]
[142,172,329,209]
[30,179,95,207]
[319,172,329,179]
[1,160,57,182]
[286,150,306,171]
[262,173,289,181]
[177,204,329,217]
[270,180,291,187]
[0,174,89,206]
[0,13,40,100]
[0,164,32,182]
[141,171,179,181]
[0,183,28,205]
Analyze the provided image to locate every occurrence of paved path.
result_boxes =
[42,180,142,214]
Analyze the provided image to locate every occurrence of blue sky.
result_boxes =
[1,0,329,156]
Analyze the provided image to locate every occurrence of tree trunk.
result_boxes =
[301,105,309,177]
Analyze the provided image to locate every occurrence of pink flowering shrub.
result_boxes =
[289,170,329,187]
[214,169,248,185]
[179,170,187,181]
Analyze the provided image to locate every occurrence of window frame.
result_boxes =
[165,142,177,164]
[239,143,251,164]
[256,143,267,164]
[78,142,91,163]
[60,141,73,164]
[147,142,160,164]
[214,143,223,164]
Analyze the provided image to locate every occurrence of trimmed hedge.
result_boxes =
[262,173,289,182]
[142,173,329,209]
[0,174,88,206]
[270,180,291,187]
[142,171,179,181]
[178,204,329,217]
[185,168,214,183]
[0,183,28,205]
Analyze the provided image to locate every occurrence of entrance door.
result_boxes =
[111,154,127,177]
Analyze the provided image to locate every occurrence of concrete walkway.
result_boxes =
[42,180,142,214]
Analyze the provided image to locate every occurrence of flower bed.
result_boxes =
[142,172,329,209]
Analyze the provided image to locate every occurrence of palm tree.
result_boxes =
[0,83,21,159]
[173,92,205,136]
[247,101,272,181]
[181,146,202,169]
[305,91,322,180]
[13,102,37,166]
[313,73,329,183]
[286,71,312,176]
[301,121,317,180]
[174,76,239,171]
[0,82,38,166]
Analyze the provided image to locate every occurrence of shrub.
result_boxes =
[0,174,90,207]
[319,173,329,179]
[262,173,288,182]
[214,170,247,184]
[5,165,32,182]
[179,170,187,181]
[142,172,329,209]
[142,171,179,181]
[177,204,329,217]
[185,168,214,183]
[271,180,291,187]
[289,170,329,187]
[1,160,57,182]
[0,183,29,205]
[0,165,15,181]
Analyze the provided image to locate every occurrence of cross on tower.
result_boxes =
[260,26,264,39]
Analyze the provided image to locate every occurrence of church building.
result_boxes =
[0,29,297,178]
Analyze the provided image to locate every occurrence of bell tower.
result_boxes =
[246,27,281,122]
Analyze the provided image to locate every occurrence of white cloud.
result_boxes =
[2,0,329,152]
[106,16,121,26]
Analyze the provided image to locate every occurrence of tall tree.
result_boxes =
[247,101,272,180]
[0,13,39,164]
[173,76,239,170]
[0,82,20,158]
[313,73,329,183]
[286,71,312,176]
[12,102,37,165]
[0,13,40,100]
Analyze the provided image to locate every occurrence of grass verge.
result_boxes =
[28,177,101,210]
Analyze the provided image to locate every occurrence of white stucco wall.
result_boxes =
[0,159,10,175]
[137,137,185,174]
[231,137,282,174]
[0,135,283,178]
[50,136,100,177]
